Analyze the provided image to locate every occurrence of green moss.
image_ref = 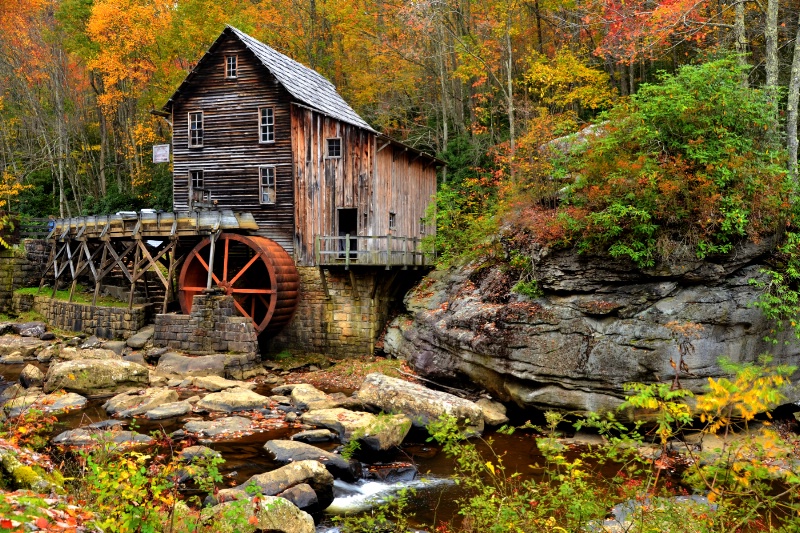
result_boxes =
[14,286,131,308]
[12,465,40,488]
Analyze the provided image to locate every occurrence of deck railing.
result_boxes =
[315,235,435,268]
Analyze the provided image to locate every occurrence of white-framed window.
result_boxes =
[326,137,341,158]
[190,169,204,190]
[260,166,276,205]
[225,55,237,78]
[389,212,396,230]
[259,107,274,143]
[188,111,203,147]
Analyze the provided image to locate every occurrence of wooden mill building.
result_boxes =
[163,26,439,267]
[160,26,441,355]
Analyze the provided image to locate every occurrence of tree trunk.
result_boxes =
[787,15,800,181]
[734,0,749,86]
[765,0,779,131]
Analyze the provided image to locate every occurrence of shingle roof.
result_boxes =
[229,26,375,132]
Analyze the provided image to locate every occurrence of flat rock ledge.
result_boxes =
[52,428,153,448]
[264,440,359,482]
[195,387,270,413]
[301,408,411,451]
[44,359,150,396]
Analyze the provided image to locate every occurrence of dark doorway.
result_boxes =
[337,208,358,259]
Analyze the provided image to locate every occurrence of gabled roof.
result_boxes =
[163,26,376,133]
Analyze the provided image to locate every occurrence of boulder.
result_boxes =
[126,326,154,349]
[44,359,150,396]
[0,337,47,359]
[3,391,87,417]
[123,353,147,365]
[103,387,179,417]
[216,459,334,513]
[36,345,58,363]
[145,401,192,420]
[290,384,338,411]
[385,251,800,413]
[291,429,337,443]
[195,387,269,413]
[476,398,509,426]
[80,336,102,349]
[184,416,252,438]
[14,322,46,338]
[264,440,359,481]
[57,347,122,361]
[0,352,24,364]
[19,364,44,388]
[301,408,411,451]
[192,376,257,392]
[103,341,128,356]
[155,352,226,378]
[278,483,318,510]
[203,497,314,533]
[179,445,222,462]
[357,373,484,434]
[52,428,153,448]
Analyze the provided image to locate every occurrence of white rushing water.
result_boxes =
[322,476,456,516]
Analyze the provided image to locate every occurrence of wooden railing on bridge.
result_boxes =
[314,235,434,268]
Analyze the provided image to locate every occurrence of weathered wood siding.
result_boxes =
[291,106,374,265]
[171,35,295,253]
[291,106,437,266]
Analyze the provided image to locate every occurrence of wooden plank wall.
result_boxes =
[292,106,437,266]
[291,106,373,265]
[171,35,295,253]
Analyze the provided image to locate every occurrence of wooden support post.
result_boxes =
[349,269,359,301]
[345,233,350,270]
[37,242,56,294]
[129,244,140,310]
[93,244,108,306]
[386,235,392,270]
[319,266,330,299]
[315,236,321,265]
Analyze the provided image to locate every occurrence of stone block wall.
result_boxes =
[266,266,421,357]
[12,293,149,339]
[0,239,49,313]
[153,293,258,354]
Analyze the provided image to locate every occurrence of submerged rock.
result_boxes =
[357,373,484,434]
[264,440,359,482]
[216,459,334,514]
[0,337,47,359]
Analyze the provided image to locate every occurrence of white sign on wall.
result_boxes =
[153,144,170,163]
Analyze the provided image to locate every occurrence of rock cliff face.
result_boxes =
[385,241,800,413]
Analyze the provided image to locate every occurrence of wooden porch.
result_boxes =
[314,235,435,269]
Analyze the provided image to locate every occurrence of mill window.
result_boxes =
[326,137,341,158]
[260,166,276,205]
[419,218,426,235]
[389,212,396,230]
[259,107,274,143]
[225,55,237,78]
[188,111,203,148]
[189,169,209,207]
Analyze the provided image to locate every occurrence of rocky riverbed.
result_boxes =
[0,323,508,532]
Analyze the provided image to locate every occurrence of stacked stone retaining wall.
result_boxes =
[0,240,49,312]
[153,293,258,354]
[12,293,149,339]
[266,266,422,357]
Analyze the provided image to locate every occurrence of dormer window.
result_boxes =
[188,111,203,147]
[259,107,274,143]
[326,138,341,158]
[225,55,237,78]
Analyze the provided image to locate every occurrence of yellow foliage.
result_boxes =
[523,49,616,113]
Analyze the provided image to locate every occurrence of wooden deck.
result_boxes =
[49,210,259,240]
[314,235,434,268]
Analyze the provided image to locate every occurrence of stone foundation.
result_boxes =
[12,293,149,339]
[0,240,49,312]
[153,293,258,355]
[266,266,422,357]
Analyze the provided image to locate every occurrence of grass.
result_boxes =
[14,286,130,308]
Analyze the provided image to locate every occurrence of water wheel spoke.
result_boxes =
[194,253,221,285]
[228,254,260,286]
[232,297,258,329]
[257,293,269,309]
[230,288,275,294]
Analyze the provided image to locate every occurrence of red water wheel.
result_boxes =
[178,234,299,336]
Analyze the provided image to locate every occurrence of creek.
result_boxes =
[0,361,559,531]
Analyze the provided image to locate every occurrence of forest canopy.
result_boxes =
[0,0,799,260]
